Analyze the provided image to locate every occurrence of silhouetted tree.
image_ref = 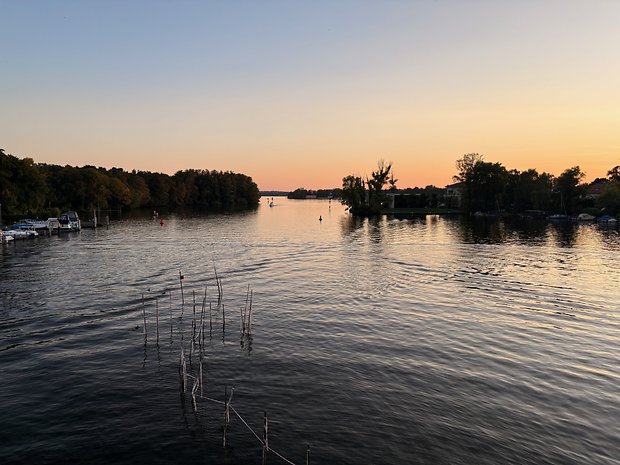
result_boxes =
[454,153,508,212]
[554,166,586,215]
[607,166,620,182]
[341,175,366,214]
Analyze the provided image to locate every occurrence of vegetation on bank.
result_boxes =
[0,148,260,221]
[341,155,620,218]
[287,188,342,199]
[341,160,396,215]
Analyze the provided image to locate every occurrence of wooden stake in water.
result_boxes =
[223,386,228,448]
[141,293,147,339]
[264,411,269,450]
[200,287,206,350]
[263,411,269,464]
[213,266,222,306]
[248,290,253,335]
[306,445,310,465]
[191,376,198,411]
[240,307,244,337]
[199,359,204,396]
[179,270,185,305]
[179,346,187,392]
[169,291,173,341]
[155,296,160,343]
[192,290,197,344]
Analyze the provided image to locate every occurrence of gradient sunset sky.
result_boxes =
[2,1,619,190]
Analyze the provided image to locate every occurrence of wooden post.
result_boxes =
[192,377,198,411]
[180,347,187,392]
[263,411,269,464]
[248,290,253,335]
[141,293,147,339]
[192,291,197,345]
[200,287,206,350]
[155,296,160,343]
[264,411,269,450]
[169,291,173,341]
[199,359,204,396]
[179,271,185,305]
[306,445,310,465]
[223,386,228,448]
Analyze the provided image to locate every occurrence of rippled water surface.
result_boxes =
[1,198,619,464]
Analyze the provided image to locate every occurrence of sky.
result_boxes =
[2,1,619,190]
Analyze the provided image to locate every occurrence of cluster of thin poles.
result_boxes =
[141,269,310,465]
[179,346,310,465]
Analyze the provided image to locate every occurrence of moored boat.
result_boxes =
[59,211,81,231]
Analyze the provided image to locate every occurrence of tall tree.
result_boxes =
[341,175,366,214]
[367,159,393,211]
[607,165,620,182]
[554,166,586,214]
[454,153,507,212]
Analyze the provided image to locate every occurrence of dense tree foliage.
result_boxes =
[0,149,260,220]
[339,154,620,218]
[392,186,444,209]
[287,188,341,199]
[341,160,394,215]
[553,166,586,215]
[454,154,509,212]
[452,154,620,216]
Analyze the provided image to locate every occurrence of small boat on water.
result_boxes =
[577,213,596,222]
[2,229,38,239]
[58,211,81,231]
[0,230,14,243]
[11,219,52,233]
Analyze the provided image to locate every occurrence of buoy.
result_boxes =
[319,216,322,222]
[160,218,164,226]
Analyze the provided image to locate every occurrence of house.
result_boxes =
[445,182,464,208]
[586,180,608,200]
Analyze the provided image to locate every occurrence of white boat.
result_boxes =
[0,230,14,243]
[577,213,596,221]
[12,219,51,232]
[3,229,38,239]
[59,211,81,231]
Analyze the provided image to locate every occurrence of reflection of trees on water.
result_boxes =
[339,215,366,238]
[340,214,428,242]
[547,223,580,248]
[339,215,389,246]
[453,216,582,247]
[339,213,587,248]
[451,217,509,244]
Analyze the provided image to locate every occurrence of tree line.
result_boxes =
[453,153,620,216]
[0,148,260,220]
[287,188,342,199]
[341,155,620,217]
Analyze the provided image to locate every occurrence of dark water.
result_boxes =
[1,198,619,464]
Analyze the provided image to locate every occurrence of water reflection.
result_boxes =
[339,215,366,238]
[337,213,620,251]
[2,198,620,465]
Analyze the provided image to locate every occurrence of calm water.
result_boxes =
[1,198,619,465]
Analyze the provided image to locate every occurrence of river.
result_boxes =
[1,197,619,464]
